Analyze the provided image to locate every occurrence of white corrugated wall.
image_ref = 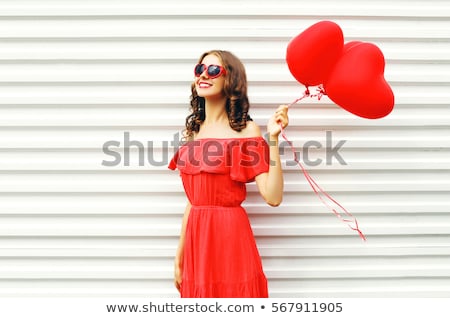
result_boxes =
[0,0,449,298]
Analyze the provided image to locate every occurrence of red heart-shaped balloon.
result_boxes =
[286,20,344,87]
[324,41,395,119]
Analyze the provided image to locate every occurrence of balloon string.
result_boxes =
[287,85,325,106]
[282,87,367,241]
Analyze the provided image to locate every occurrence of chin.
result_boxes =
[197,91,222,99]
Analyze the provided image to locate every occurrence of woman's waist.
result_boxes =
[190,203,243,209]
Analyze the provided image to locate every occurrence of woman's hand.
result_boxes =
[174,258,183,292]
[267,105,289,138]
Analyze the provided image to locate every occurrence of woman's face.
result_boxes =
[194,54,226,100]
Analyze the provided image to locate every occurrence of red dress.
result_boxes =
[169,136,270,298]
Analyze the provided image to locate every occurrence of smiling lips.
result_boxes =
[198,81,212,88]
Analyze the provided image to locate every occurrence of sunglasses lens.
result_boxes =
[207,65,221,77]
[194,64,206,77]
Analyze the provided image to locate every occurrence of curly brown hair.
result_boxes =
[184,50,252,139]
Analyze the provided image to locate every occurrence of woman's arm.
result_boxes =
[174,201,191,291]
[254,105,289,207]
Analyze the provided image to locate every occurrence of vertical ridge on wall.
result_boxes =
[0,0,449,297]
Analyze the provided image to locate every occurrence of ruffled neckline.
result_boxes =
[190,136,265,141]
[168,136,269,183]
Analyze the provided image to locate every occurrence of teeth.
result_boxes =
[199,82,211,88]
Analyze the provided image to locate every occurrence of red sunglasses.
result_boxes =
[194,64,227,79]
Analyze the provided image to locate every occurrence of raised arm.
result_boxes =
[253,105,289,206]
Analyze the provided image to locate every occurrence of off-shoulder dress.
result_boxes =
[169,137,270,297]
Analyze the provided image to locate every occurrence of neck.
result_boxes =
[204,96,228,124]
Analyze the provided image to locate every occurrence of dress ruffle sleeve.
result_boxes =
[168,137,270,183]
[168,150,179,171]
[228,137,270,183]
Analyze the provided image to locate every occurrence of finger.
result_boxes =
[276,117,288,128]
[275,108,288,119]
[275,105,283,113]
[276,105,289,113]
[275,114,288,123]
[274,115,283,124]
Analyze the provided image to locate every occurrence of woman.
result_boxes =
[169,50,289,297]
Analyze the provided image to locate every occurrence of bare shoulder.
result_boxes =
[242,120,262,138]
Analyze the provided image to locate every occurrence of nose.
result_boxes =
[199,68,209,78]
